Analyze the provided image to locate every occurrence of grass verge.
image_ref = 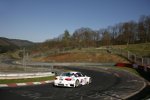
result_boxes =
[0,76,55,84]
[87,65,141,76]
[113,67,141,76]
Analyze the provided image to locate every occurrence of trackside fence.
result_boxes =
[108,47,150,73]
[30,46,150,73]
[32,46,150,67]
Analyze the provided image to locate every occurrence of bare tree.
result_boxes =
[101,30,111,46]
[62,30,71,47]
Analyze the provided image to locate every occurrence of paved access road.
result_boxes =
[0,67,147,100]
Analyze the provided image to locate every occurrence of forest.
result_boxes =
[38,15,150,50]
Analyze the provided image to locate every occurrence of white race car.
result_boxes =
[54,71,91,87]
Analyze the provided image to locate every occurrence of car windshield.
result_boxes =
[61,72,72,76]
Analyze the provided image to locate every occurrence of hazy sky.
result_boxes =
[0,0,150,42]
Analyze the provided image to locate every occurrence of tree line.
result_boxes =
[43,15,150,49]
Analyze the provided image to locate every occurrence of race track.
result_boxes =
[0,67,147,100]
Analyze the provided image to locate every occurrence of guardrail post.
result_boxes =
[51,65,53,70]
[127,51,130,60]
[148,58,150,65]
[141,57,144,65]
[134,54,136,62]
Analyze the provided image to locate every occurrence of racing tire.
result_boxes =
[88,78,92,84]
[75,80,79,87]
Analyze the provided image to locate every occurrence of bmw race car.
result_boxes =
[54,71,91,87]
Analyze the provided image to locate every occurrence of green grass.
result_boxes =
[89,65,140,76]
[113,67,140,76]
[0,76,55,84]
[124,43,150,57]
[120,43,150,57]
[107,43,150,57]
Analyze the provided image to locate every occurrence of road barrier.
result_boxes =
[108,47,150,72]
[0,72,55,79]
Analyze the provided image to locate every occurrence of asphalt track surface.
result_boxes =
[0,67,147,100]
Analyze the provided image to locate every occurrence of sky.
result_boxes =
[0,0,150,42]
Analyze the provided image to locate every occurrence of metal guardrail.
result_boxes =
[108,48,150,65]
[108,47,150,73]
[0,72,55,79]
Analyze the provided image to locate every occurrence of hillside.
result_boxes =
[0,37,16,46]
[0,37,34,53]
[32,48,129,63]
[31,43,150,63]
[0,37,34,47]
[111,43,150,57]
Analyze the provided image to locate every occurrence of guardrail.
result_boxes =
[0,72,55,79]
[108,47,150,70]
[109,48,150,65]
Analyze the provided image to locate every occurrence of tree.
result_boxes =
[36,15,150,52]
[121,21,137,44]
[144,16,150,42]
[101,30,111,46]
[137,15,150,43]
[138,16,147,43]
[72,27,98,48]
[62,30,71,47]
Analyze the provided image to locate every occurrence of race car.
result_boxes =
[53,71,91,87]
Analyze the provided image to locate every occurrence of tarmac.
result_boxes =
[0,62,149,99]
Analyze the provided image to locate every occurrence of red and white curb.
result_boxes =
[0,80,54,88]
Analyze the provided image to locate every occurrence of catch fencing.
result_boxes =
[109,47,150,69]
[32,46,150,66]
